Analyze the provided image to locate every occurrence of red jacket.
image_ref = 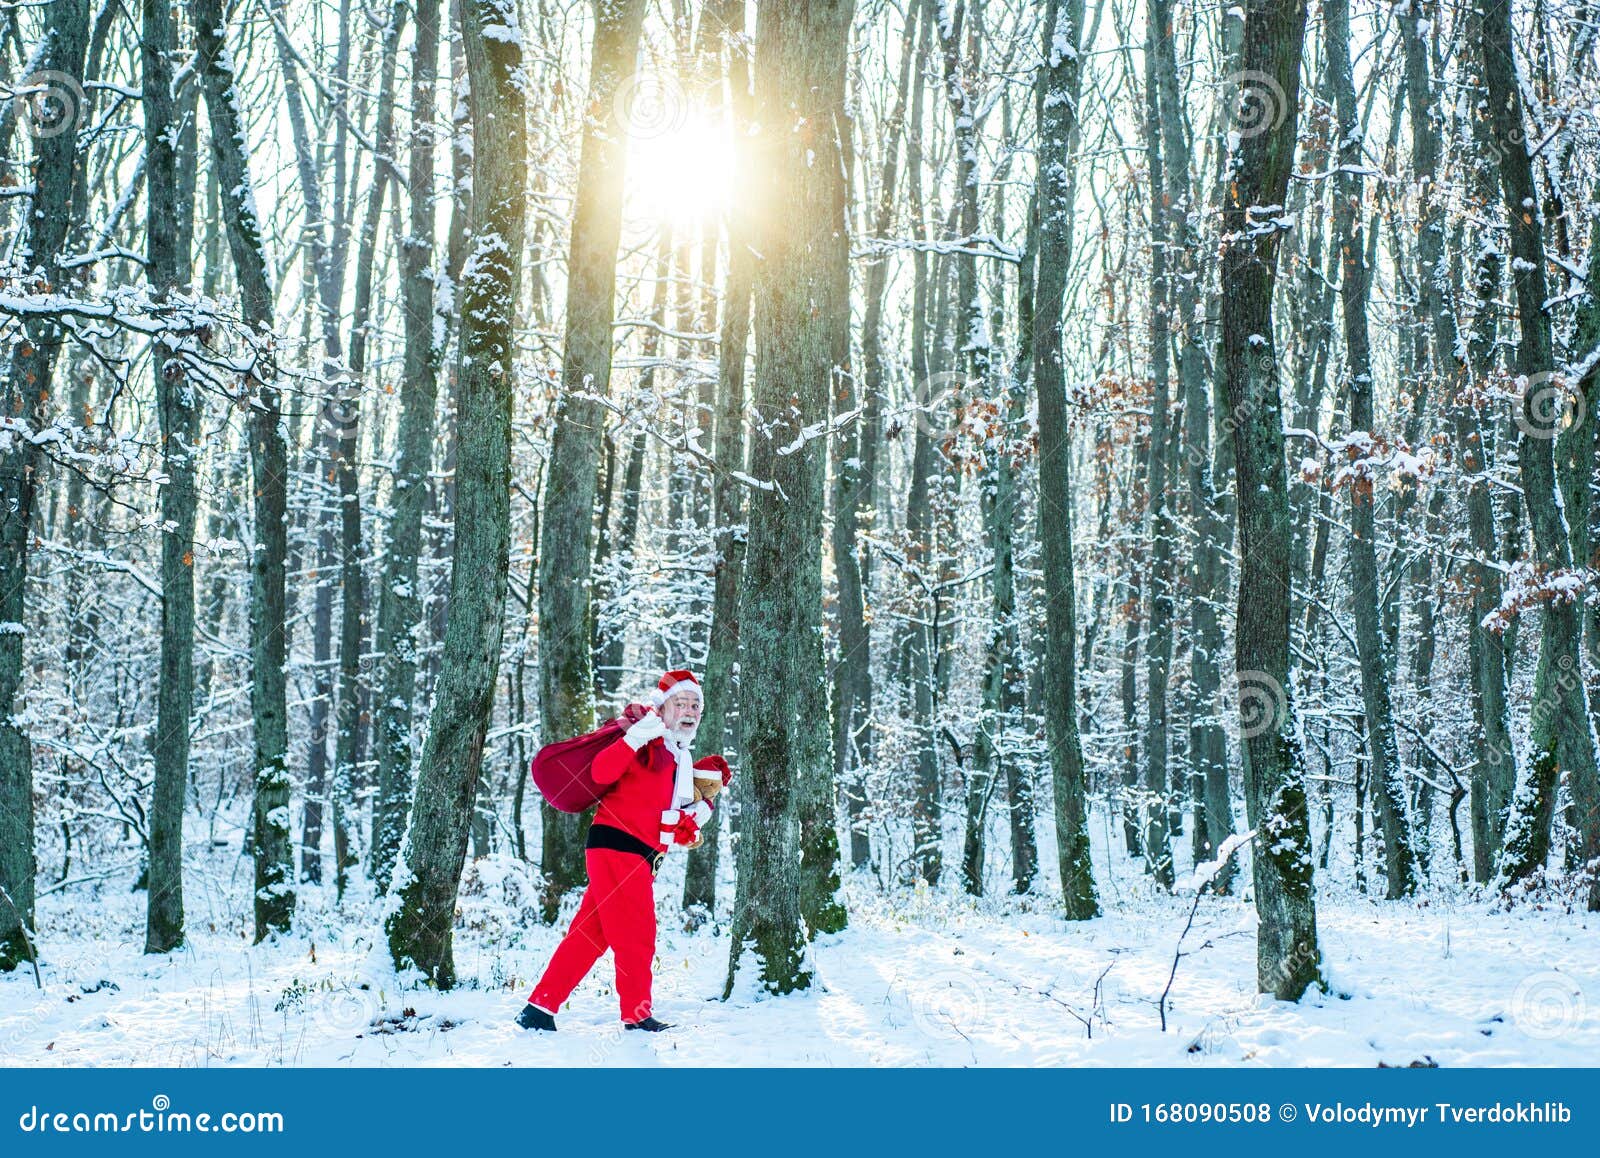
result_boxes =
[592,737,729,851]
[591,736,675,849]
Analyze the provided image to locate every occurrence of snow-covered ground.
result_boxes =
[2,807,1595,1067]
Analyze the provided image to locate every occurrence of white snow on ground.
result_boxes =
[1,807,1595,1067]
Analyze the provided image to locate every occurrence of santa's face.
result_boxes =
[661,690,702,738]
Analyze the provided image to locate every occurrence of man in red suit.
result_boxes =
[516,670,731,1033]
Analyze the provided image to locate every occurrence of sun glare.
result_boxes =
[624,107,735,225]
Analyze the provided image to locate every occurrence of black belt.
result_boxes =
[586,822,666,875]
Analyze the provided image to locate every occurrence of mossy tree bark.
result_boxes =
[144,0,200,953]
[536,0,648,923]
[1481,0,1600,907]
[725,0,854,996]
[385,0,525,986]
[0,0,89,972]
[195,0,295,942]
[1217,0,1322,998]
[1033,0,1099,920]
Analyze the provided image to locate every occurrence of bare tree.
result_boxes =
[536,0,648,923]
[1033,0,1098,921]
[143,0,199,953]
[1218,0,1320,999]
[1484,0,1600,908]
[372,0,445,892]
[385,0,526,986]
[725,0,855,997]
[195,0,295,941]
[1327,0,1416,899]
[0,0,89,972]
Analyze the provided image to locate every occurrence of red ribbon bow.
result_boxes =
[671,814,700,846]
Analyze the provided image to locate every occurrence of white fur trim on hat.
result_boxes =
[648,669,703,708]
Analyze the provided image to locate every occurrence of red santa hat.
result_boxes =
[649,669,703,709]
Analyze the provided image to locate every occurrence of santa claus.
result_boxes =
[516,669,731,1033]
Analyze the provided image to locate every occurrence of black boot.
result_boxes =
[625,1016,673,1032]
[516,1003,557,1032]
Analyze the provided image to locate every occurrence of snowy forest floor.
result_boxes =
[2,806,1595,1067]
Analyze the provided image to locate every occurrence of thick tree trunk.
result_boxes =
[794,0,850,941]
[1457,0,1515,883]
[0,0,89,972]
[725,0,853,997]
[1218,0,1320,998]
[536,0,648,922]
[901,1,942,888]
[384,0,525,986]
[144,0,198,953]
[195,0,294,942]
[1328,0,1416,899]
[1033,0,1098,920]
[1483,0,1600,907]
[372,0,444,893]
[684,2,753,917]
[1138,2,1175,889]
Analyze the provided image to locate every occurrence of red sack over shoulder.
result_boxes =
[530,702,650,813]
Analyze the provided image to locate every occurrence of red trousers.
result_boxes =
[529,848,657,1022]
